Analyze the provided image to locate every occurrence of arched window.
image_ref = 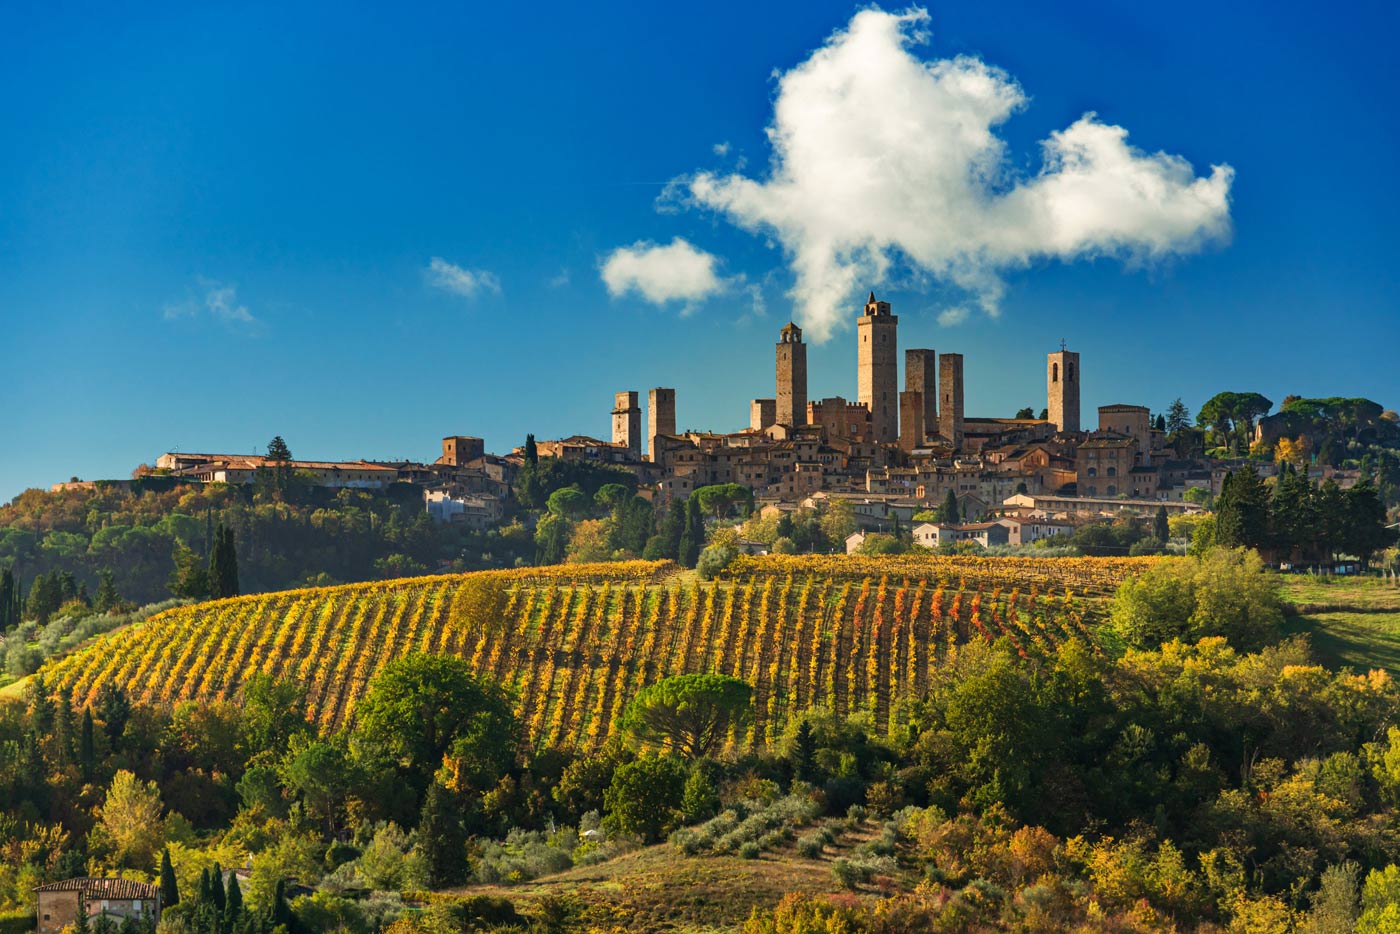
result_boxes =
[1107,485,1117,496]
[1107,466,1117,477]
[1052,363,1059,383]
[1087,467,1097,478]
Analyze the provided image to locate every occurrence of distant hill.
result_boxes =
[40,556,1152,749]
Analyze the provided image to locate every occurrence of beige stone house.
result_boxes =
[35,879,160,934]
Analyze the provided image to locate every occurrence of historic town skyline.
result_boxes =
[4,2,1399,502]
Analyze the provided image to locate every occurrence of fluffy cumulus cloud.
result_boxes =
[679,7,1234,340]
[163,279,258,329]
[600,237,726,307]
[426,257,501,298]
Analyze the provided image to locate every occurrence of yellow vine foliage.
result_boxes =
[40,556,1156,753]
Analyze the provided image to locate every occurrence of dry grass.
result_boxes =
[446,820,885,933]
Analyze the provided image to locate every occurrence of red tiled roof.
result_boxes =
[35,879,159,899]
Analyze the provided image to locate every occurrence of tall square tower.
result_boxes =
[775,322,808,428]
[648,388,676,463]
[857,292,898,444]
[1047,348,1080,433]
[939,352,964,449]
[905,349,938,436]
[611,391,641,458]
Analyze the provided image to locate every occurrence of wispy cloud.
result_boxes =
[163,278,260,330]
[600,237,727,310]
[426,257,501,298]
[549,268,571,289]
[671,7,1233,340]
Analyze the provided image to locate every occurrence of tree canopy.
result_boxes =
[620,673,752,759]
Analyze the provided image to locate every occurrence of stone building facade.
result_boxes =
[775,322,808,428]
[1047,348,1080,433]
[857,293,899,444]
[611,391,641,458]
[939,353,965,448]
[905,349,938,434]
[648,388,676,463]
[36,879,160,934]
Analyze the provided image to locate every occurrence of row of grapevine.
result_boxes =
[42,558,1136,752]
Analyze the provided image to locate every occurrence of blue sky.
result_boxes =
[3,1,1398,502]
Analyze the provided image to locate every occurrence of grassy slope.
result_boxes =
[448,820,882,933]
[1279,576,1400,673]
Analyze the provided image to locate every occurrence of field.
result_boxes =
[1280,574,1400,674]
[39,555,1155,751]
[446,818,883,933]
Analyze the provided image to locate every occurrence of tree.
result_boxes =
[695,483,753,520]
[160,849,180,908]
[546,487,590,520]
[1153,506,1170,544]
[240,674,310,760]
[1344,477,1396,567]
[1215,467,1271,551]
[1014,407,1035,420]
[603,756,687,842]
[620,674,752,760]
[523,434,538,467]
[224,871,243,921]
[97,770,168,870]
[95,569,121,614]
[418,780,468,887]
[791,719,817,784]
[266,436,292,462]
[1165,398,1192,435]
[281,739,354,833]
[941,489,961,524]
[678,497,703,568]
[0,566,17,631]
[96,683,130,750]
[355,654,518,799]
[80,707,96,777]
[534,513,569,566]
[169,542,212,600]
[1111,547,1283,650]
[208,525,240,598]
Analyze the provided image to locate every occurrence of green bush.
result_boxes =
[0,912,36,934]
[1111,547,1282,650]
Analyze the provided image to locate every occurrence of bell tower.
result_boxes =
[775,322,808,428]
[857,292,898,444]
[1047,344,1080,433]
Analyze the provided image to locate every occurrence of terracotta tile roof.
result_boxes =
[35,878,160,899]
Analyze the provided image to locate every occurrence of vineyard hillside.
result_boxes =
[39,556,1158,751]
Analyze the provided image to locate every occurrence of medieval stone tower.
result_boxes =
[647,388,676,462]
[857,293,898,444]
[611,391,641,457]
[939,352,964,449]
[775,322,808,428]
[1047,347,1080,433]
[905,349,938,436]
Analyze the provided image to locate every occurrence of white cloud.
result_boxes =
[549,268,571,288]
[713,141,732,157]
[679,7,1234,341]
[426,257,501,298]
[937,306,970,327]
[600,237,726,307]
[163,279,259,329]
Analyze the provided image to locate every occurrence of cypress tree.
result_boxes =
[210,864,226,912]
[209,526,240,599]
[524,433,538,467]
[74,893,91,934]
[678,497,703,568]
[1153,505,1170,544]
[160,849,180,908]
[95,569,120,614]
[224,872,243,920]
[198,869,211,905]
[792,719,817,784]
[270,880,291,929]
[418,781,468,887]
[80,707,95,778]
[0,566,15,631]
[942,489,960,524]
[54,691,75,764]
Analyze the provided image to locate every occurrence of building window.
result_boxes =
[1087,467,1097,477]
[1052,363,1059,383]
[1107,466,1117,477]
[1107,485,1117,495]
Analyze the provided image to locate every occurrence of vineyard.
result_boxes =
[40,555,1156,751]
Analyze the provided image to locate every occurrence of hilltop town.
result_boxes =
[90,292,1388,554]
